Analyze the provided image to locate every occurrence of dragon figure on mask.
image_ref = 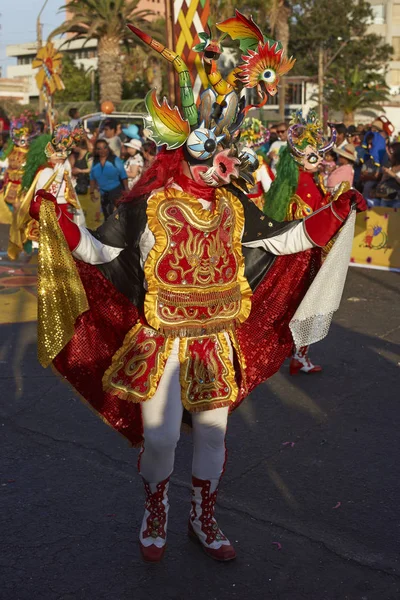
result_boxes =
[29,14,366,565]
[126,10,295,191]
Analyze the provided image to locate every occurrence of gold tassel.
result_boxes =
[37,200,89,367]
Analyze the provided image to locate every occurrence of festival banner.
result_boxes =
[351,207,400,271]
[173,0,210,102]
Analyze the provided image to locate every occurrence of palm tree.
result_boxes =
[324,67,391,126]
[51,0,163,104]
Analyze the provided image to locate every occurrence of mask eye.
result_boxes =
[261,69,277,83]
[186,127,224,160]
[307,153,319,164]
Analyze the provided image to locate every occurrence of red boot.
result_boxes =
[139,477,169,562]
[290,346,322,375]
[188,476,236,562]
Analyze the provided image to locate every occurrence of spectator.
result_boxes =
[360,133,381,199]
[319,149,336,186]
[333,123,347,150]
[268,122,287,174]
[375,142,400,207]
[90,139,128,217]
[72,138,92,197]
[327,144,356,190]
[100,119,122,157]
[122,124,141,141]
[69,107,81,129]
[142,140,157,170]
[35,121,45,135]
[124,139,144,190]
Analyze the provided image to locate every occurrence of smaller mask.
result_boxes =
[45,124,84,160]
[10,117,35,148]
[287,110,337,172]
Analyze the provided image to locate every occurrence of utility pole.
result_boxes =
[36,0,49,113]
[318,45,324,123]
[164,0,176,104]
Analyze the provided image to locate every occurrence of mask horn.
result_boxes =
[319,127,337,153]
[127,24,198,128]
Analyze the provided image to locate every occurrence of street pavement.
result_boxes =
[0,223,400,600]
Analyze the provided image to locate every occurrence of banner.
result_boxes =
[173,0,210,102]
[351,207,400,271]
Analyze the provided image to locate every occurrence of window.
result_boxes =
[392,37,400,60]
[393,4,400,24]
[390,69,400,86]
[369,4,385,25]
[17,56,32,65]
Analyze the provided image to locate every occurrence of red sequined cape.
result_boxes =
[53,247,320,447]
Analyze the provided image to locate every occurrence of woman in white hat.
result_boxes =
[124,138,144,190]
[327,143,357,191]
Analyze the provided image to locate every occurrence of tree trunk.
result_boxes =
[98,37,123,104]
[270,1,291,121]
[343,111,355,127]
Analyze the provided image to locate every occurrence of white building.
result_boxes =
[6,37,98,100]
[367,0,400,131]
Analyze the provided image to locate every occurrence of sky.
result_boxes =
[0,0,65,76]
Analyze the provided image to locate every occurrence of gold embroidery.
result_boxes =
[102,322,174,402]
[178,332,238,411]
[286,193,313,221]
[145,188,252,337]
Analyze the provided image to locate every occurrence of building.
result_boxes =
[6,38,98,101]
[367,0,400,130]
[0,77,30,104]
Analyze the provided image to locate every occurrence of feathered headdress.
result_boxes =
[287,110,337,162]
[44,124,84,160]
[10,117,36,146]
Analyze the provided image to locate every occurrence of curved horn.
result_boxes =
[127,24,198,128]
[319,126,337,153]
[287,124,307,158]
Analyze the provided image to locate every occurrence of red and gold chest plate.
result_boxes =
[144,188,252,337]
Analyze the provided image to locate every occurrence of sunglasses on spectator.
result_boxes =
[276,129,286,134]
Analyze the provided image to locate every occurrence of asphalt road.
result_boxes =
[1,240,400,600]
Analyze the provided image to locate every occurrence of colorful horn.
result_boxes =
[127,24,198,128]
[318,126,337,153]
[287,124,307,158]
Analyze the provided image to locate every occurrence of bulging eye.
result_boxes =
[307,153,319,164]
[186,127,224,160]
[262,69,277,83]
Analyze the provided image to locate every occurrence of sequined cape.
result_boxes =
[53,189,320,446]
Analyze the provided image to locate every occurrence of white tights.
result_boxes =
[139,339,230,484]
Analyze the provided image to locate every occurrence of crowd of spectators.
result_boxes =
[262,117,400,208]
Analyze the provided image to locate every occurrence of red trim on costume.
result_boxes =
[58,205,81,251]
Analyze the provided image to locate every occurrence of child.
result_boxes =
[320,149,336,186]
[327,144,356,191]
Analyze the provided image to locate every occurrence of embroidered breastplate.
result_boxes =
[144,188,252,337]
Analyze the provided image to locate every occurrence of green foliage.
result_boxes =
[289,0,393,78]
[0,101,39,120]
[51,0,163,53]
[324,67,391,117]
[54,53,93,102]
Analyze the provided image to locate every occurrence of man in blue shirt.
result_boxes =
[90,139,129,217]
